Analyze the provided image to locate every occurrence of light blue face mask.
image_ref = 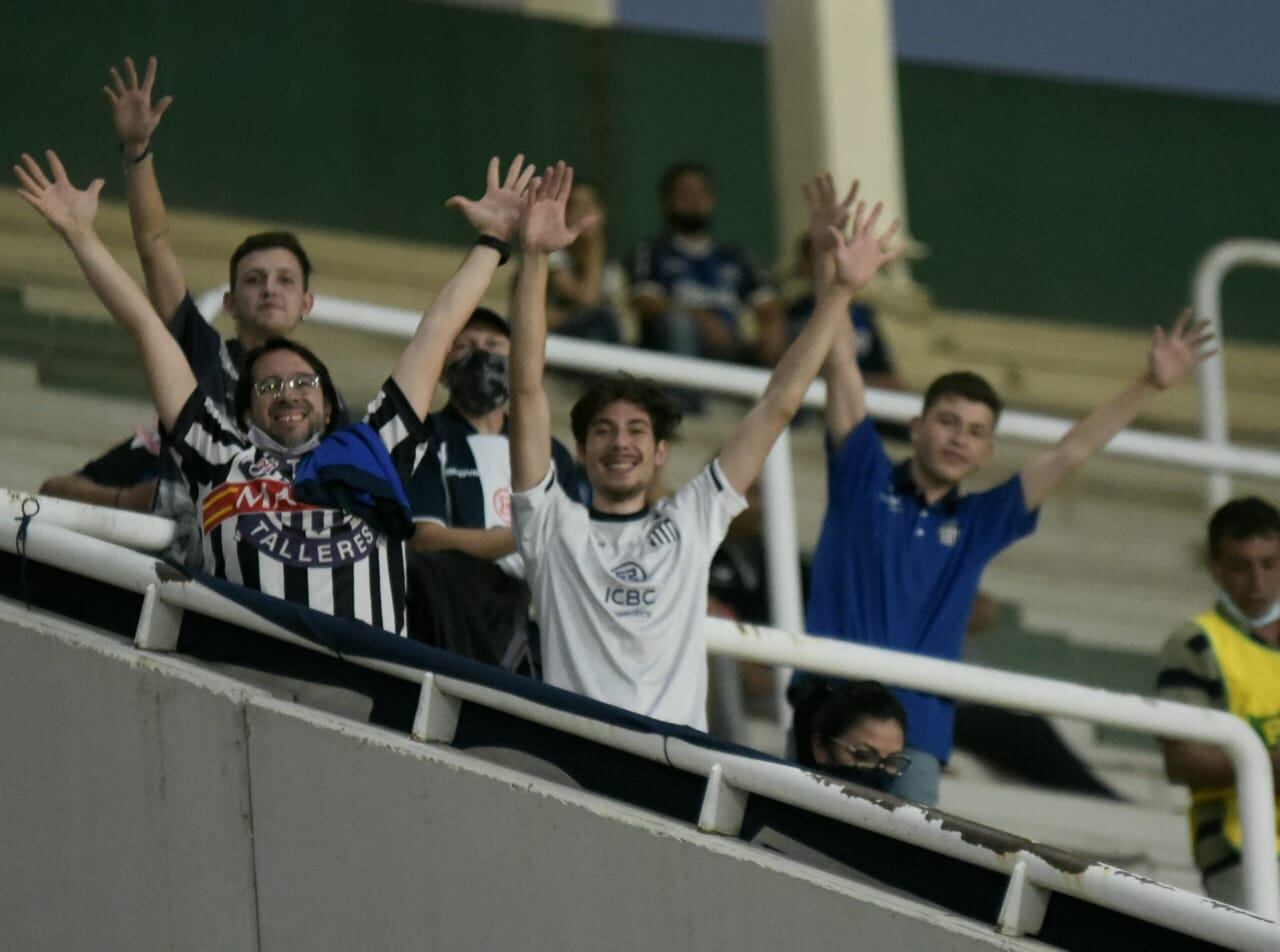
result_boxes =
[1217,588,1280,631]
[248,424,321,458]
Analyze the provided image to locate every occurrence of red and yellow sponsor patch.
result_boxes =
[202,479,321,533]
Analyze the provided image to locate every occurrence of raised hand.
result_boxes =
[445,155,536,241]
[829,199,904,292]
[103,56,173,152]
[13,151,104,240]
[803,172,858,256]
[1146,308,1216,390]
[519,161,597,254]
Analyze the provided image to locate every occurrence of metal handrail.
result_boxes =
[2,499,1277,926]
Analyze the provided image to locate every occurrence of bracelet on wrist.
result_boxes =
[119,141,152,166]
[475,234,511,266]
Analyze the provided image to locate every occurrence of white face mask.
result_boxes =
[247,424,321,458]
[1217,588,1280,631]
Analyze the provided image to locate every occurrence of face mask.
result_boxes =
[825,763,896,793]
[248,424,322,458]
[446,348,509,417]
[1217,588,1280,630]
[668,212,712,235]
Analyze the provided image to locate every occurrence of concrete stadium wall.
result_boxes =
[0,602,1028,951]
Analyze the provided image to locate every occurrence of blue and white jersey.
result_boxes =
[628,233,775,332]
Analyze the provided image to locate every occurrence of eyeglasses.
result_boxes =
[252,373,321,399]
[824,737,912,777]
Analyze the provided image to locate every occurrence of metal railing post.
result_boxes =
[759,429,805,727]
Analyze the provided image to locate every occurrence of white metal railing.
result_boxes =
[3,497,1278,928]
[1191,238,1280,511]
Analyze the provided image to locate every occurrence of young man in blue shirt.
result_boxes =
[802,175,1216,804]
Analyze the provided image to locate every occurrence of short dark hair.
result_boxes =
[233,337,341,435]
[463,307,509,339]
[791,679,907,769]
[922,371,1003,421]
[570,374,683,446]
[659,161,713,201]
[229,231,313,290]
[1208,497,1280,559]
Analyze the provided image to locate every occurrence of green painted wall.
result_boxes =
[2,0,776,270]
[898,64,1280,343]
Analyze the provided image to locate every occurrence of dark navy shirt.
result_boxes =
[805,417,1039,762]
[628,233,774,333]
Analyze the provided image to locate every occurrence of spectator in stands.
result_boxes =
[39,428,160,511]
[404,307,578,671]
[508,164,903,728]
[97,56,342,566]
[791,679,910,792]
[546,181,624,343]
[1156,497,1280,906]
[628,162,785,366]
[801,174,1216,805]
[15,147,533,636]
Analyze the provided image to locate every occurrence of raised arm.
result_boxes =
[510,162,597,491]
[391,155,534,420]
[15,151,194,430]
[805,174,868,444]
[1019,309,1215,510]
[718,189,902,494]
[103,56,186,322]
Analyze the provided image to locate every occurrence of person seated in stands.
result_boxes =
[545,180,625,344]
[39,427,160,512]
[791,679,910,792]
[508,164,903,728]
[16,147,534,636]
[95,56,342,565]
[627,162,785,366]
[404,307,578,671]
[800,175,1217,806]
[1156,497,1280,907]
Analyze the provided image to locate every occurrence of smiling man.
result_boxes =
[16,147,535,634]
[508,164,903,727]
[801,179,1217,805]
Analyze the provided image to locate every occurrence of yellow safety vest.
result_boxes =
[1190,610,1280,855]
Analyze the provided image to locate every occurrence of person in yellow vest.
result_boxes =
[1156,496,1280,906]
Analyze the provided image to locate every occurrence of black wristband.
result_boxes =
[475,234,511,265]
[119,141,152,165]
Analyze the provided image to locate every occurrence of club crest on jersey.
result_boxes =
[247,455,281,478]
[611,561,648,583]
[647,519,680,547]
[238,513,379,568]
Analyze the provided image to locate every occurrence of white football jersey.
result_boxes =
[512,459,746,729]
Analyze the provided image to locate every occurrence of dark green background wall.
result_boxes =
[2,0,776,272]
[898,64,1280,343]
[5,1,1277,342]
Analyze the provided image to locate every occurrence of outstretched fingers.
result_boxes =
[840,177,859,210]
[123,56,140,89]
[108,66,127,98]
[502,154,526,190]
[19,153,52,189]
[555,161,573,203]
[142,55,158,93]
[44,149,69,183]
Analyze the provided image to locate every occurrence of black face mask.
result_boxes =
[825,763,896,793]
[445,348,509,417]
[668,212,712,235]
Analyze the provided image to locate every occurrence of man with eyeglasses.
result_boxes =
[16,146,536,635]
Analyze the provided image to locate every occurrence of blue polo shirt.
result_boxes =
[805,416,1039,762]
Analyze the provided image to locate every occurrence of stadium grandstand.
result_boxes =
[3,1,1280,949]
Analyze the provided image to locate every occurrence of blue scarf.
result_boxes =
[295,422,414,540]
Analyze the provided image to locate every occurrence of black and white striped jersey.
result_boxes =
[170,378,429,636]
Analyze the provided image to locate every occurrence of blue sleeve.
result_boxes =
[551,438,580,499]
[169,293,234,406]
[852,305,893,375]
[406,442,448,524]
[826,416,892,510]
[966,475,1040,558]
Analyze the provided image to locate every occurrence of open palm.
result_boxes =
[1147,309,1216,390]
[13,151,103,239]
[445,155,535,241]
[804,172,858,256]
[830,200,904,291]
[520,161,595,254]
[104,56,173,147]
